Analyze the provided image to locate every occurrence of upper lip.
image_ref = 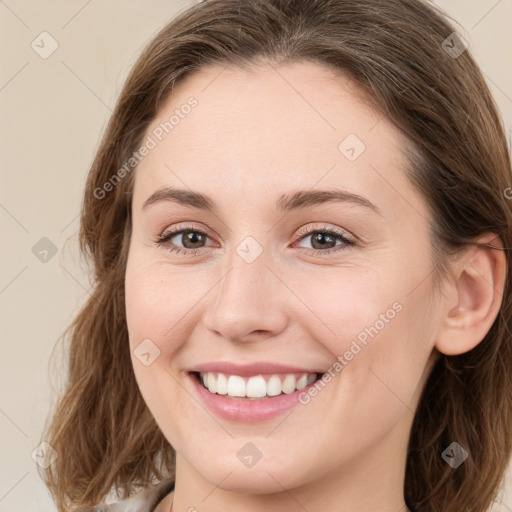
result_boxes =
[190,361,323,376]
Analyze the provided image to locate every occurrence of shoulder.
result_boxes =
[76,479,175,512]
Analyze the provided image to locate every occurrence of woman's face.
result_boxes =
[125,61,442,494]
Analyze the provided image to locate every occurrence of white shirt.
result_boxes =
[76,478,175,512]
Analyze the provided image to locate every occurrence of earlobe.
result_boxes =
[435,233,507,356]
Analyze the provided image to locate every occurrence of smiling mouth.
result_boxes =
[191,371,322,400]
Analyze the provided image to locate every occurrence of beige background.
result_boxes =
[1,1,511,510]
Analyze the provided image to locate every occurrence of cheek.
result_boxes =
[125,257,192,436]
[285,266,402,354]
[124,257,182,396]
[289,263,437,404]
[124,257,201,352]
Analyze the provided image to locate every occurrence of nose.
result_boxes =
[202,242,289,342]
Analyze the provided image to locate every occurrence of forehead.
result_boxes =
[132,60,425,223]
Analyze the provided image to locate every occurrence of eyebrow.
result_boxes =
[142,186,381,215]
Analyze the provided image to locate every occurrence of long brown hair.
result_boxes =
[39,1,512,511]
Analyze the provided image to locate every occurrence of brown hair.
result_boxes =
[39,1,512,511]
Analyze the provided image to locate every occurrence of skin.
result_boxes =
[124,61,506,512]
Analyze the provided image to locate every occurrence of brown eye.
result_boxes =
[294,226,355,255]
[176,230,207,249]
[155,226,213,255]
[308,231,338,250]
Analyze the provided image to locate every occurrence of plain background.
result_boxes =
[1,1,511,510]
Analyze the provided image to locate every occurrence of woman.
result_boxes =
[39,0,512,511]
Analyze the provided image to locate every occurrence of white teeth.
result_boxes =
[281,374,296,394]
[207,372,217,393]
[266,375,282,396]
[296,374,308,390]
[216,372,228,394]
[227,375,246,397]
[246,375,267,398]
[306,373,317,386]
[198,371,319,398]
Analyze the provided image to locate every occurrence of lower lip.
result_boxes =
[188,372,320,422]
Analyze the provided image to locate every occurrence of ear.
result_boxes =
[435,233,507,356]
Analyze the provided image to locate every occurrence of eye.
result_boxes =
[293,225,355,255]
[155,223,356,256]
[155,224,214,255]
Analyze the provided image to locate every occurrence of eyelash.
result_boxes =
[154,223,356,257]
